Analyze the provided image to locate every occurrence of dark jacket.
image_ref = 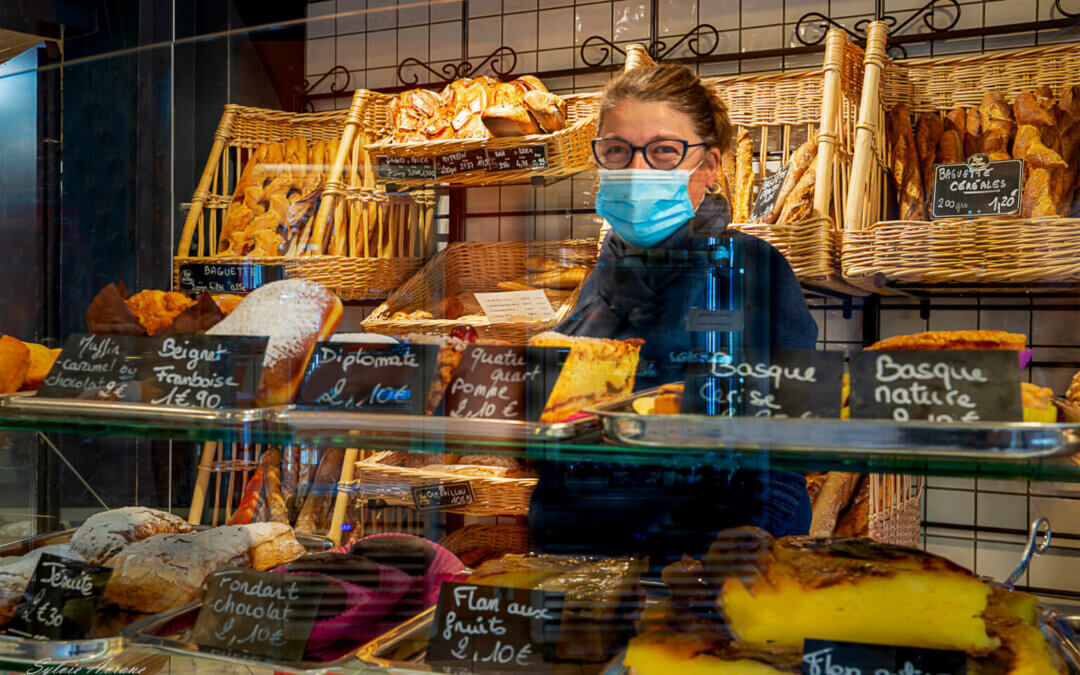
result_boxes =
[528,195,817,567]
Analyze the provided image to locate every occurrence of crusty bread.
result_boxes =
[732,128,755,223]
[867,329,1027,351]
[71,507,193,566]
[809,472,860,537]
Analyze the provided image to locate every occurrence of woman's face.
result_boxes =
[597,99,722,207]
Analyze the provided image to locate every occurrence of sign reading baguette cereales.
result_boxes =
[931,154,1023,218]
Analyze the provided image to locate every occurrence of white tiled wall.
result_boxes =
[303,0,1080,598]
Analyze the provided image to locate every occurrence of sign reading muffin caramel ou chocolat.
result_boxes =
[681,350,844,418]
[438,345,566,422]
[295,342,438,414]
[849,350,1022,422]
[37,334,147,401]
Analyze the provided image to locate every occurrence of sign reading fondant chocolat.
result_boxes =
[8,553,112,641]
[439,345,565,422]
[426,582,561,673]
[177,262,285,294]
[801,639,965,675]
[682,350,844,418]
[192,567,326,663]
[849,350,1022,422]
[296,342,437,414]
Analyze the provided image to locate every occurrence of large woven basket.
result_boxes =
[843,32,1080,292]
[620,32,872,295]
[869,474,923,548]
[363,239,598,344]
[350,451,536,516]
[352,88,598,188]
[441,524,529,559]
[174,104,428,300]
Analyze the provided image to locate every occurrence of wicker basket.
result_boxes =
[843,30,1080,292]
[441,524,529,558]
[363,239,598,344]
[350,451,537,516]
[868,474,923,548]
[619,32,872,295]
[174,103,429,300]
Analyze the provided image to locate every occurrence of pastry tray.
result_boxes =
[274,407,600,443]
[0,527,332,667]
[1045,611,1080,673]
[0,392,270,428]
[587,388,1080,460]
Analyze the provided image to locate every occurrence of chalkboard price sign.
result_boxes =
[412,481,476,510]
[748,165,789,223]
[297,342,437,414]
[191,567,326,663]
[802,639,965,675]
[487,146,548,172]
[849,349,1022,422]
[440,345,565,421]
[376,155,437,181]
[682,350,844,418]
[37,334,145,401]
[177,263,285,294]
[426,582,560,673]
[8,553,112,641]
[931,154,1024,218]
[436,149,490,177]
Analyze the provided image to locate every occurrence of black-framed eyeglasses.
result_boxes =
[592,137,707,170]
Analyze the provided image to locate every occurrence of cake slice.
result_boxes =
[527,332,643,423]
[715,529,996,653]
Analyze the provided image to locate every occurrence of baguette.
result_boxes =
[810,472,860,537]
[732,128,754,223]
[763,133,817,225]
[886,105,927,221]
[526,255,560,274]
[978,91,1015,155]
[261,449,289,524]
[1013,124,1067,169]
[228,467,265,525]
[720,144,736,209]
[915,112,944,198]
[937,128,963,165]
[944,107,966,134]
[775,161,817,226]
[295,448,345,535]
[834,475,870,538]
[497,281,538,292]
[526,267,586,290]
[281,446,299,523]
[1022,168,1057,217]
[1014,90,1055,127]
[964,107,981,158]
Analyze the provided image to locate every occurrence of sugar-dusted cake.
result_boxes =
[528,331,643,423]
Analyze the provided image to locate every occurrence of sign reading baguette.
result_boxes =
[436,149,490,177]
[931,154,1023,219]
[177,262,285,294]
[801,639,965,675]
[426,582,560,673]
[376,155,437,181]
[474,291,557,322]
[8,553,112,641]
[849,350,1022,422]
[748,165,790,223]
[192,567,326,663]
[439,345,565,421]
[681,350,844,418]
[487,145,547,172]
[296,342,438,414]
[38,333,267,408]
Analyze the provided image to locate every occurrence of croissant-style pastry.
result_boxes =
[1014,91,1055,127]
[1013,124,1067,169]
[964,107,981,158]
[1022,168,1058,217]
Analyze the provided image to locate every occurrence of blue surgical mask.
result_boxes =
[596,168,696,248]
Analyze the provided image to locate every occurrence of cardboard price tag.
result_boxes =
[931,154,1023,218]
[473,291,557,322]
[191,568,326,663]
[849,349,1022,422]
[8,553,112,641]
[177,262,285,294]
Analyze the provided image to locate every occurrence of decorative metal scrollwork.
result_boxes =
[580,24,720,67]
[795,0,961,58]
[295,65,351,112]
[1055,0,1080,18]
[396,46,517,86]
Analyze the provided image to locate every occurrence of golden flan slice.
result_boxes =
[527,332,643,423]
[986,585,1039,626]
[624,627,799,674]
[971,616,1066,674]
[717,530,995,653]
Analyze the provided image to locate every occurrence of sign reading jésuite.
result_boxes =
[8,553,112,641]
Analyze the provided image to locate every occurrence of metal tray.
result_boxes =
[588,388,1080,460]
[275,407,599,443]
[1045,611,1080,672]
[0,526,332,666]
[0,392,269,427]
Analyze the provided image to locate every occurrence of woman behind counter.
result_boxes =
[529,64,819,566]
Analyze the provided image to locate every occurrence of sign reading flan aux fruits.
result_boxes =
[426,582,560,673]
[37,333,266,408]
[801,639,965,675]
[296,342,438,414]
[849,350,1022,422]
[438,345,565,421]
[681,350,845,418]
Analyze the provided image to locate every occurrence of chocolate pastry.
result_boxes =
[86,283,148,336]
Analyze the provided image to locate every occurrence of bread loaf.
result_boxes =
[775,161,817,226]
[944,107,966,134]
[964,107,981,158]
[732,128,754,223]
[886,105,927,221]
[1022,168,1057,217]
[937,129,963,165]
[763,133,817,225]
[1014,90,1056,127]
[71,507,194,566]
[978,91,1015,155]
[915,112,944,198]
[1013,124,1067,169]
[260,449,289,524]
[809,472,860,537]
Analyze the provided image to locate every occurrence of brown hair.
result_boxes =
[598,64,733,153]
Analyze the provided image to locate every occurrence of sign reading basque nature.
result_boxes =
[849,349,1022,422]
[37,333,266,408]
[681,350,844,418]
[296,342,438,414]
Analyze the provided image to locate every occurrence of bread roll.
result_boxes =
[732,128,754,223]
[523,90,567,133]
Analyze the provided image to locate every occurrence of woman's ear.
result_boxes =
[688,147,723,208]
